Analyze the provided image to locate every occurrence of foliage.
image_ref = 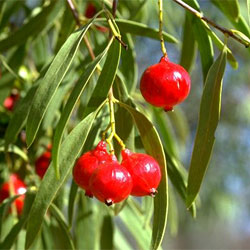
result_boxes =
[0,0,249,249]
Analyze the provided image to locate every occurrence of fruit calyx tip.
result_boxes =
[105,198,114,206]
[150,188,158,198]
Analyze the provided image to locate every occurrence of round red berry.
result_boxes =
[85,3,97,18]
[3,93,19,111]
[73,141,116,197]
[35,150,51,179]
[90,162,132,206]
[0,174,27,215]
[121,149,161,197]
[140,56,191,111]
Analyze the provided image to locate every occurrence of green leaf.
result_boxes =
[68,181,78,227]
[0,188,36,250]
[26,21,94,147]
[52,39,114,177]
[189,14,214,80]
[119,199,151,249]
[4,84,38,147]
[49,204,75,250]
[212,0,240,21]
[84,40,121,116]
[120,33,138,93]
[100,215,114,250]
[109,19,178,43]
[180,13,197,72]
[168,186,178,236]
[0,1,64,52]
[117,102,168,250]
[186,46,227,208]
[25,104,105,249]
[114,227,132,250]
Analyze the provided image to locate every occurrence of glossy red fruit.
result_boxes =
[140,56,191,111]
[85,3,97,18]
[90,162,132,206]
[121,149,161,197]
[0,174,27,215]
[3,92,19,111]
[35,151,51,179]
[73,141,116,197]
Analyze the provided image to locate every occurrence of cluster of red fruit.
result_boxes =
[73,141,161,206]
[3,91,19,111]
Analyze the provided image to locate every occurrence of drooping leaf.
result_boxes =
[189,13,214,80]
[49,204,75,250]
[84,40,121,116]
[117,102,168,250]
[100,215,114,250]
[99,18,178,43]
[186,46,227,208]
[0,1,64,52]
[68,181,78,227]
[52,39,114,177]
[119,198,151,249]
[25,103,105,249]
[26,21,94,147]
[180,13,197,72]
[168,186,178,236]
[0,143,28,162]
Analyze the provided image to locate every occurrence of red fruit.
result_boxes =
[0,174,27,215]
[90,162,132,206]
[121,149,161,197]
[3,93,19,111]
[140,56,191,111]
[73,141,116,197]
[85,3,97,18]
[35,151,51,179]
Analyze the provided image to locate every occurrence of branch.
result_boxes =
[173,0,250,48]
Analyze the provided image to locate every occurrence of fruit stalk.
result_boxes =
[158,0,167,57]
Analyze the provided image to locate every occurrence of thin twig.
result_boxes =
[66,0,96,59]
[158,0,167,57]
[173,0,250,47]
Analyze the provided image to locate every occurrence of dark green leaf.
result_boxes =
[117,102,168,250]
[186,46,227,208]
[49,204,75,250]
[68,180,78,227]
[107,19,178,43]
[84,40,121,116]
[26,21,94,147]
[52,39,114,177]
[180,13,197,72]
[25,104,105,249]
[100,215,114,250]
[0,1,64,52]
[189,14,214,80]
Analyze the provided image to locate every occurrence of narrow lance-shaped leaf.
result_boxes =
[117,102,168,250]
[96,18,178,43]
[49,204,75,250]
[26,20,94,147]
[180,13,197,72]
[0,1,64,52]
[52,38,114,177]
[186,46,227,208]
[25,103,105,249]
